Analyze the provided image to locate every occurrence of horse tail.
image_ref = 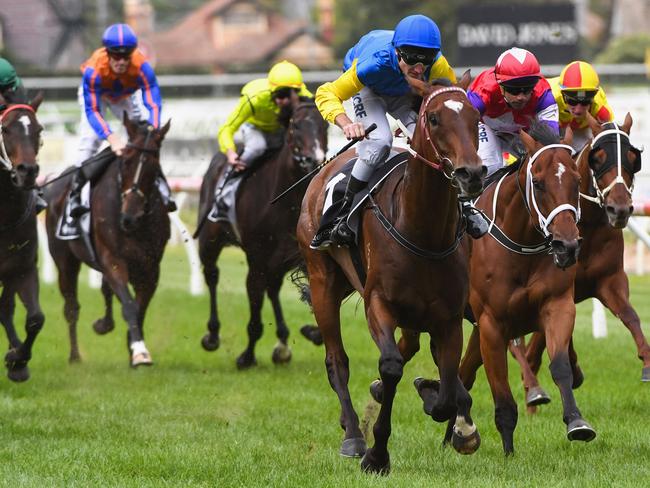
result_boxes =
[287,249,312,308]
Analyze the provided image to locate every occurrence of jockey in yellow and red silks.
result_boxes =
[548,61,615,151]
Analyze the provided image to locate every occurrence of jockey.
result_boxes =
[68,23,176,218]
[549,60,614,151]
[0,57,47,213]
[310,14,478,250]
[468,47,559,176]
[214,60,312,213]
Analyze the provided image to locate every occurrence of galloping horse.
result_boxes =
[447,123,590,454]
[509,113,647,410]
[196,99,328,369]
[296,74,485,474]
[44,116,171,367]
[0,93,45,381]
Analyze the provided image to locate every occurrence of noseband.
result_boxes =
[0,104,36,171]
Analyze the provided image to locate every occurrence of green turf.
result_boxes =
[1,245,649,486]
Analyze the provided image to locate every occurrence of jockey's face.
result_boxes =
[108,53,131,75]
[273,87,299,108]
[397,51,427,79]
[500,84,535,110]
[563,92,594,119]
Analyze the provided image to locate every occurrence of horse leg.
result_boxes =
[4,268,45,382]
[509,337,551,410]
[0,287,24,381]
[199,230,226,352]
[55,255,82,363]
[360,296,401,475]
[369,329,420,404]
[267,273,292,365]
[478,314,518,455]
[597,273,650,381]
[236,266,266,369]
[526,330,582,390]
[92,277,115,335]
[543,300,596,443]
[132,271,158,347]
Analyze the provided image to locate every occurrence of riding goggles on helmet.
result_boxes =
[563,92,596,106]
[397,48,438,66]
[272,87,294,99]
[502,84,536,95]
[107,49,134,60]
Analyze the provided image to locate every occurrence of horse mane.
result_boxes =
[526,120,560,146]
[278,96,317,128]
[429,78,453,87]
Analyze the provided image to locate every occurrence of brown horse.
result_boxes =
[445,122,590,455]
[296,74,485,474]
[44,116,171,367]
[509,113,647,411]
[196,99,328,369]
[0,94,45,381]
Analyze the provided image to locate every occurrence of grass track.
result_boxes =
[1,246,649,486]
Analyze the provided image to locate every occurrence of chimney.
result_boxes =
[124,0,154,37]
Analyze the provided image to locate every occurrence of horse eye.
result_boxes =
[532,179,545,191]
[428,113,438,126]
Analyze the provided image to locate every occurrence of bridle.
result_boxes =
[0,104,36,172]
[287,103,324,173]
[579,124,639,207]
[118,125,160,206]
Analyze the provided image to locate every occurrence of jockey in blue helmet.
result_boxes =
[310,14,464,249]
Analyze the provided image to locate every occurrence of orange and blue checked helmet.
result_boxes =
[102,23,138,55]
[559,61,600,98]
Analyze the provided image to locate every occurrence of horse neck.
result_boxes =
[0,171,28,226]
[497,164,545,242]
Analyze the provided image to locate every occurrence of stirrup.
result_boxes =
[165,200,177,212]
[330,218,354,247]
[310,226,334,251]
[463,208,488,239]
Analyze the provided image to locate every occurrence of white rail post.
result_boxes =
[592,298,608,338]
[168,212,204,295]
[37,218,56,284]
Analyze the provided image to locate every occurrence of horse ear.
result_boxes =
[519,129,538,153]
[457,70,472,91]
[561,125,573,148]
[585,112,602,136]
[620,112,633,134]
[159,119,171,139]
[29,91,44,112]
[406,75,432,98]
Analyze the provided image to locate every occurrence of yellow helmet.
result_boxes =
[268,60,303,89]
[559,61,600,96]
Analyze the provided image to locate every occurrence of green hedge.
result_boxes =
[595,34,650,64]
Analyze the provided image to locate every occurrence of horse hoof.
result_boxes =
[201,334,220,352]
[236,354,257,370]
[641,366,650,382]
[360,448,390,475]
[271,343,292,364]
[131,352,154,367]
[413,377,441,419]
[526,386,551,406]
[369,379,383,404]
[452,428,481,455]
[340,437,366,458]
[567,419,596,442]
[92,318,115,335]
[300,325,323,346]
[68,355,82,364]
[572,366,585,389]
[7,365,30,382]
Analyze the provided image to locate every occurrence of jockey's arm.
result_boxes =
[81,68,113,140]
[535,89,560,135]
[427,55,457,84]
[592,87,615,123]
[137,62,162,128]
[217,93,255,156]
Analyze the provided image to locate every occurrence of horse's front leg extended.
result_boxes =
[93,277,115,335]
[236,266,266,369]
[542,298,596,442]
[267,273,291,365]
[509,336,551,410]
[198,228,226,352]
[360,294,401,475]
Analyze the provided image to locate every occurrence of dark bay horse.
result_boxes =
[449,123,590,454]
[196,99,328,369]
[44,116,171,367]
[296,74,485,474]
[509,113,647,411]
[0,94,45,381]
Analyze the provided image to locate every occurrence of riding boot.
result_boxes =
[33,189,48,214]
[156,175,177,212]
[68,170,89,218]
[461,199,489,239]
[310,175,366,250]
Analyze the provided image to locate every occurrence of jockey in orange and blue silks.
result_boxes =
[311,14,458,249]
[68,23,174,218]
[467,47,559,176]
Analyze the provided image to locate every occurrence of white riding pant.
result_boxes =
[236,123,284,166]
[351,86,417,182]
[477,122,522,177]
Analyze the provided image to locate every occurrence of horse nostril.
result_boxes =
[629,205,634,215]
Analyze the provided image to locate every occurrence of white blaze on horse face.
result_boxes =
[555,163,566,184]
[313,140,325,163]
[18,115,31,136]
[444,100,464,114]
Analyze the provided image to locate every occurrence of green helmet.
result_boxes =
[0,58,19,90]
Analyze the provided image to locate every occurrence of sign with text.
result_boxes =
[457,4,577,65]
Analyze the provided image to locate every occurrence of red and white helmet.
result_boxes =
[494,47,541,85]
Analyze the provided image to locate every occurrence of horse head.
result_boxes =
[520,122,581,269]
[408,71,486,198]
[583,112,640,228]
[0,92,43,189]
[282,98,328,174]
[118,114,171,232]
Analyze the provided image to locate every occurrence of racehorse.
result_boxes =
[0,93,45,381]
[296,74,485,474]
[508,113,647,411]
[195,99,328,369]
[44,116,171,367]
[446,122,591,454]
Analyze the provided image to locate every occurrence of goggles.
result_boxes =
[397,48,437,67]
[107,48,135,60]
[502,84,536,95]
[272,87,294,100]
[563,94,594,106]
